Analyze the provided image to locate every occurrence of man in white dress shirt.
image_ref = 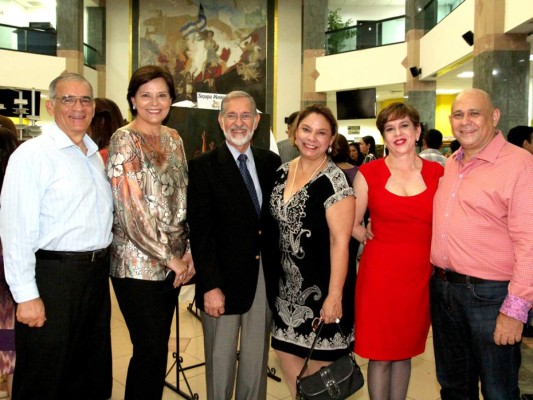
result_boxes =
[0,73,113,400]
[418,128,447,167]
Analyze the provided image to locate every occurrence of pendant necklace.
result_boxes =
[289,155,327,198]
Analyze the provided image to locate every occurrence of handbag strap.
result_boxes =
[296,319,349,381]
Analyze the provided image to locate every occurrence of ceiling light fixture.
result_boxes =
[457,71,474,78]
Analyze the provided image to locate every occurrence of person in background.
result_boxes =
[277,111,300,163]
[333,134,359,184]
[360,135,377,163]
[106,65,194,400]
[88,97,125,163]
[507,125,533,155]
[418,128,447,167]
[269,104,355,398]
[0,118,17,140]
[431,89,533,400]
[449,139,460,154]
[0,72,113,400]
[353,102,443,400]
[349,141,364,166]
[507,125,533,400]
[187,91,281,400]
[0,126,18,400]
[507,126,533,341]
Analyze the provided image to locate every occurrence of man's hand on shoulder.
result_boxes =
[204,288,225,318]
[494,312,523,345]
[16,298,46,327]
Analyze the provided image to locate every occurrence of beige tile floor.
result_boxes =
[109,286,443,400]
[0,288,530,399]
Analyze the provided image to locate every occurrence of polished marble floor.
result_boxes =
[107,285,527,400]
[1,285,531,400]
[0,284,531,400]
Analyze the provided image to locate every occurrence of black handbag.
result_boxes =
[296,318,364,399]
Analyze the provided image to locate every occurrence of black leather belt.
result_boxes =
[433,266,488,284]
[35,248,109,262]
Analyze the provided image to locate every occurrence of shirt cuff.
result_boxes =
[500,294,531,323]
[10,281,40,304]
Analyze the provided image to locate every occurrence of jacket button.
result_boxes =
[255,255,260,260]
[258,230,262,235]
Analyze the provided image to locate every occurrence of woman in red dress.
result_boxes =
[353,103,443,399]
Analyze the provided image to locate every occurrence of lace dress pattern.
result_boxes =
[269,160,355,361]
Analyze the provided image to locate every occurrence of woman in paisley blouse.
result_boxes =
[269,104,355,397]
[106,65,194,400]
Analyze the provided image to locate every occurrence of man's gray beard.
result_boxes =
[224,127,254,147]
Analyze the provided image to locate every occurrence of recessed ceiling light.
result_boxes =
[457,71,474,78]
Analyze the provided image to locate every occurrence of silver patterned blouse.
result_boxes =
[106,124,188,281]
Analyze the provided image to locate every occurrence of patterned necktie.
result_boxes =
[237,154,261,216]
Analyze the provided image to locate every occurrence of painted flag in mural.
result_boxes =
[180,3,207,37]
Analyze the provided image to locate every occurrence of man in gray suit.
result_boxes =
[187,91,281,400]
[277,111,299,163]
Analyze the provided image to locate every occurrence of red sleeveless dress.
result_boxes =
[355,158,443,360]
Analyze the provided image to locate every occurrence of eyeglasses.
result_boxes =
[54,95,94,107]
[223,112,254,123]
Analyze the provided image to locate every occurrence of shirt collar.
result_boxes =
[44,123,98,157]
[226,141,253,162]
[453,130,504,164]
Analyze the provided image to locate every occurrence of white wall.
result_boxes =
[83,64,99,96]
[275,0,302,141]
[0,49,66,90]
[315,42,407,92]
[0,0,27,26]
[105,0,130,119]
[504,0,533,33]
[0,0,56,28]
[419,0,474,79]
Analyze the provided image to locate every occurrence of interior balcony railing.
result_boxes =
[422,0,466,31]
[324,0,465,56]
[325,15,406,55]
[0,23,101,69]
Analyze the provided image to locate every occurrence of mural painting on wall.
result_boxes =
[138,0,267,111]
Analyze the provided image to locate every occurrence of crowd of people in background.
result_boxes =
[0,71,532,400]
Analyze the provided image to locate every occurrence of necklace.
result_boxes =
[289,155,327,198]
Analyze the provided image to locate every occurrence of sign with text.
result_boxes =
[196,92,226,110]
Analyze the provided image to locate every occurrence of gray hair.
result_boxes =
[48,72,93,100]
[219,91,257,116]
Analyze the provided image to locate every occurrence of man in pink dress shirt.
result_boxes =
[430,88,533,400]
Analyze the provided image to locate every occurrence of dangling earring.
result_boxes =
[328,145,332,154]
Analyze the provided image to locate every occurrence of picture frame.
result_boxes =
[131,0,275,115]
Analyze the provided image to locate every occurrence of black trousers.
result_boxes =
[13,254,112,400]
[111,275,179,400]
